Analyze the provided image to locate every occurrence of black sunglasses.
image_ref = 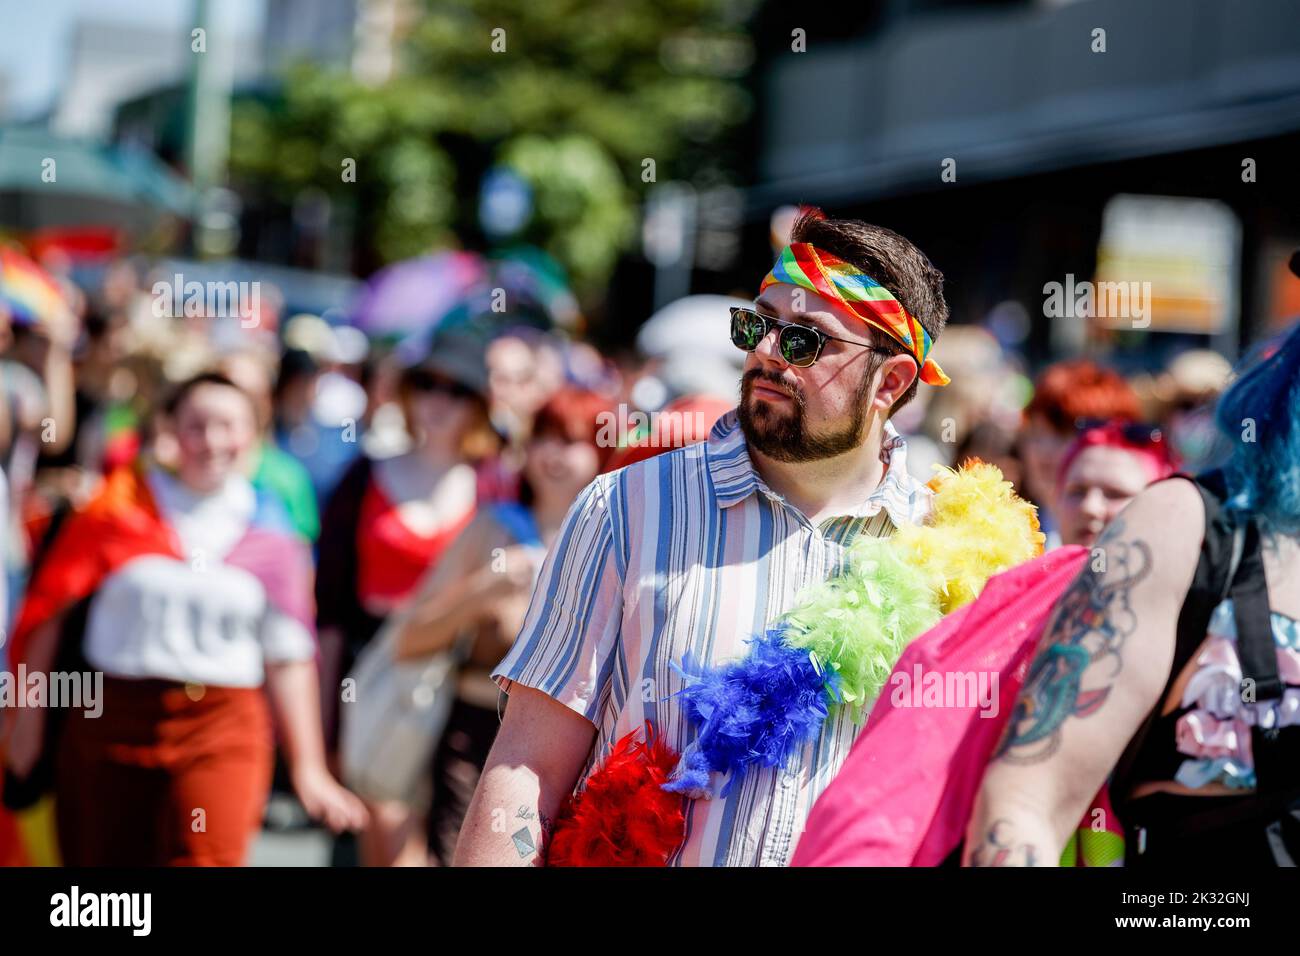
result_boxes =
[1074,417,1165,447]
[729,307,892,368]
[407,369,479,400]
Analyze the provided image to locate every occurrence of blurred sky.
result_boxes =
[0,0,265,121]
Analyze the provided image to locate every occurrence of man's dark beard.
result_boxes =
[737,367,875,463]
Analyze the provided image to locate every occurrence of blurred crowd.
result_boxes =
[0,235,1236,866]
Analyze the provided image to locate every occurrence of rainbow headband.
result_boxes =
[760,242,950,386]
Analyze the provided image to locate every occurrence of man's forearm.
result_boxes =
[454,685,595,866]
[454,758,556,867]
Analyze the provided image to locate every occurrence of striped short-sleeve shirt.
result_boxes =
[493,409,933,866]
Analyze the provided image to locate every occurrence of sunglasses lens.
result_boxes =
[779,326,820,366]
[730,310,822,367]
[731,310,767,351]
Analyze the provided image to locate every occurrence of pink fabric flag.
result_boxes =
[792,546,1090,867]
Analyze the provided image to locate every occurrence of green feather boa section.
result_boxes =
[782,538,941,718]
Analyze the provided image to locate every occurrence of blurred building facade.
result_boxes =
[735,0,1300,366]
[54,18,262,141]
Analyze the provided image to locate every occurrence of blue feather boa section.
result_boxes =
[663,628,839,797]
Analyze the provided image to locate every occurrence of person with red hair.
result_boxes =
[1054,420,1178,549]
[1019,360,1142,545]
[389,387,615,864]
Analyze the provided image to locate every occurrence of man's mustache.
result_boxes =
[743,370,802,404]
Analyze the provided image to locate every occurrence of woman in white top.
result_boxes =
[4,372,366,865]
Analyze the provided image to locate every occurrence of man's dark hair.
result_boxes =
[789,207,948,413]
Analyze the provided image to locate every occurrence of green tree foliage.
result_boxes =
[229,0,754,301]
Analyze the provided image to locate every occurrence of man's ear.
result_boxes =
[871,355,918,412]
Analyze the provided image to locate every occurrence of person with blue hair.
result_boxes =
[968,315,1300,866]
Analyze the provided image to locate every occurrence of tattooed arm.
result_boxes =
[453,683,595,866]
[964,479,1205,865]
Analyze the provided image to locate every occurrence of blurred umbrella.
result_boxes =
[0,246,73,327]
[348,250,486,338]
[390,245,580,367]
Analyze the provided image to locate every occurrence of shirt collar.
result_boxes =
[705,409,926,528]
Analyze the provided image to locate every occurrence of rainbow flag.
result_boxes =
[0,246,72,328]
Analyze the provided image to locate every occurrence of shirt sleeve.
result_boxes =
[492,476,624,725]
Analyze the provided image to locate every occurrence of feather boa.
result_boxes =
[544,723,685,866]
[665,629,839,797]
[546,461,1043,861]
[663,461,1042,797]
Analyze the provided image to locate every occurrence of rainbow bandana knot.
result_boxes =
[760,242,950,387]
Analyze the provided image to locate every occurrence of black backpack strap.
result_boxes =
[1232,519,1282,703]
[1229,516,1300,799]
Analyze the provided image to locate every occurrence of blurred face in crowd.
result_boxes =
[403,369,484,456]
[524,427,600,505]
[487,335,565,437]
[488,336,540,418]
[101,260,138,311]
[738,284,916,463]
[1019,413,1072,509]
[1056,445,1151,548]
[172,383,257,494]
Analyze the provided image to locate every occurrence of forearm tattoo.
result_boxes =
[511,806,551,863]
[995,518,1153,764]
[967,818,1039,867]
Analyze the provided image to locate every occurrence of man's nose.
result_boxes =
[752,324,787,368]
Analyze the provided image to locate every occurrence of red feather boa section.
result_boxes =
[544,724,685,866]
